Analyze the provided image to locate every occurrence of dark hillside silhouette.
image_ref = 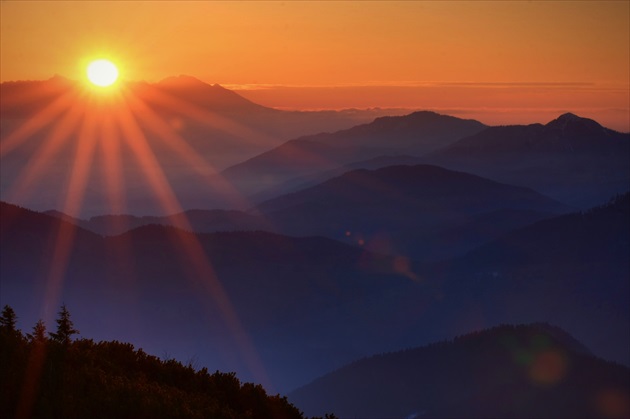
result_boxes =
[289,323,630,418]
[0,305,305,419]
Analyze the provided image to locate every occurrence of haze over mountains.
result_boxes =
[2,192,628,395]
[0,76,410,215]
[7,76,627,217]
[221,111,487,197]
[2,76,627,216]
[45,164,569,262]
[255,164,570,260]
[1,76,629,417]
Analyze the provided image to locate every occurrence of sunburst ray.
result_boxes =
[114,93,271,387]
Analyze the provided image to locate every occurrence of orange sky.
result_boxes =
[1,1,629,130]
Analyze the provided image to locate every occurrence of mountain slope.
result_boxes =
[304,110,487,151]
[255,164,571,261]
[221,111,486,196]
[1,193,628,392]
[423,113,630,208]
[425,192,630,366]
[149,75,272,113]
[0,328,305,419]
[249,154,426,203]
[289,323,630,418]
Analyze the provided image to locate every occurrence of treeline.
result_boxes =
[0,305,333,419]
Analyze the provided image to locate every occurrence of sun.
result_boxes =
[86,59,119,87]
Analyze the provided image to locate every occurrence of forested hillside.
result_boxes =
[0,305,309,419]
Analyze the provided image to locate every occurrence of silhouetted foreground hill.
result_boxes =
[0,326,304,419]
[289,323,630,419]
[423,113,630,208]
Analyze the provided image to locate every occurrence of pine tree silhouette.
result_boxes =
[0,305,18,334]
[49,304,79,344]
[27,319,47,343]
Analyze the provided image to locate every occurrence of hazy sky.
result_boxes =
[1,1,629,129]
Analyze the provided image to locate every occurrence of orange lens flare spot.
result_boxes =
[528,349,567,385]
[596,388,630,419]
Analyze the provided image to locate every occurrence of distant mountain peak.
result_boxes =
[153,75,266,111]
[556,112,580,121]
[48,74,73,83]
[545,112,604,131]
[157,75,209,88]
[372,110,480,125]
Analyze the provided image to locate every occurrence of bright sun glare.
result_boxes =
[86,59,119,87]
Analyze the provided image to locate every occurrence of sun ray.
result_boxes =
[0,89,79,158]
[3,76,275,389]
[94,109,145,338]
[59,102,100,219]
[96,103,143,295]
[10,91,99,419]
[5,99,87,206]
[38,100,99,321]
[120,87,252,209]
[16,204,83,419]
[98,111,127,217]
[135,83,276,149]
[113,95,272,388]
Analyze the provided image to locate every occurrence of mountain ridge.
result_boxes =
[220,111,487,195]
[1,77,415,216]
[421,113,629,207]
[254,164,571,260]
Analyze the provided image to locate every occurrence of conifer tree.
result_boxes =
[0,305,18,333]
[49,304,79,344]
[28,319,47,343]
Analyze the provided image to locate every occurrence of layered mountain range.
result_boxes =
[422,113,630,207]
[2,192,628,394]
[1,78,629,416]
[0,76,410,215]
